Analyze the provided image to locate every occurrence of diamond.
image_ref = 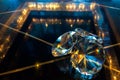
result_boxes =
[52,28,105,79]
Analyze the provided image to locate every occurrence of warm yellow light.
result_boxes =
[66,3,76,10]
[95,48,100,53]
[109,59,112,64]
[113,76,117,80]
[74,50,79,54]
[79,3,85,10]
[32,18,37,22]
[28,3,36,8]
[6,36,10,41]
[69,19,72,23]
[0,44,4,52]
[94,15,97,20]
[22,9,28,15]
[45,23,48,28]
[17,16,23,23]
[37,3,44,9]
[57,44,61,48]
[97,15,100,20]
[77,19,79,22]
[90,3,96,10]
[36,64,40,67]
[45,3,60,10]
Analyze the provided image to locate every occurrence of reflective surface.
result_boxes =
[52,28,105,79]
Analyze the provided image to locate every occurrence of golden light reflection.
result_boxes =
[57,43,61,48]
[66,3,76,10]
[0,44,4,52]
[79,3,85,10]
[109,59,112,64]
[37,3,44,9]
[74,50,79,54]
[22,8,28,15]
[46,3,60,10]
[6,35,10,41]
[45,23,48,28]
[95,48,99,53]
[104,65,120,74]
[90,3,96,10]
[35,63,40,69]
[113,76,117,80]
[94,15,97,20]
[28,3,36,8]
[17,16,23,24]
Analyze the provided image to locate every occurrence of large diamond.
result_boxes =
[52,28,105,79]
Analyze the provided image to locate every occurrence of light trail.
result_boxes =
[104,43,120,49]
[0,9,23,15]
[104,65,120,73]
[0,55,70,76]
[97,4,120,10]
[0,23,53,46]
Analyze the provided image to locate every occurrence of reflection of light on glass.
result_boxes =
[57,44,61,48]
[66,3,76,10]
[17,16,23,24]
[6,35,10,41]
[94,15,100,20]
[113,76,117,80]
[109,59,112,64]
[22,8,28,15]
[70,24,73,27]
[40,18,44,22]
[37,3,44,9]
[66,19,75,24]
[94,15,97,20]
[79,3,85,10]
[46,3,60,10]
[28,3,36,8]
[45,23,48,28]
[95,48,100,53]
[77,19,84,24]
[0,44,4,52]
[90,3,96,10]
[32,18,37,22]
[69,19,72,23]
[77,19,79,22]
[35,63,40,68]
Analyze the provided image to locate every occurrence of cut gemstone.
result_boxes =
[52,28,105,79]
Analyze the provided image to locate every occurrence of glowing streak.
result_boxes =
[0,23,53,46]
[97,4,120,10]
[0,55,70,76]
[0,10,22,15]
[104,65,120,73]
[103,43,120,49]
